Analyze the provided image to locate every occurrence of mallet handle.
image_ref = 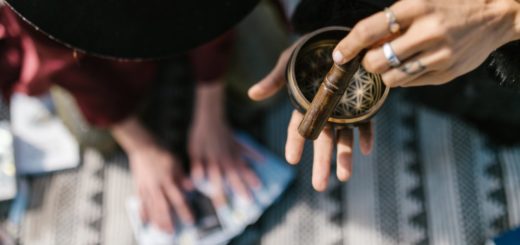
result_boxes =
[298,56,361,140]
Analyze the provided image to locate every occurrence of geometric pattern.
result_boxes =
[295,43,383,118]
[336,67,378,117]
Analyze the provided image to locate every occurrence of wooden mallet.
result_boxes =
[297,55,362,140]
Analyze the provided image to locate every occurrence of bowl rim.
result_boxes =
[287,26,390,124]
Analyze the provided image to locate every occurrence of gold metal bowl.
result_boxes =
[286,26,389,125]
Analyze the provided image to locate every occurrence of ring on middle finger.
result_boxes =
[399,60,427,75]
[383,42,401,67]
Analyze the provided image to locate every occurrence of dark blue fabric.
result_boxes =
[493,227,520,245]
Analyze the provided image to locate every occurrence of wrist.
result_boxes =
[506,0,520,41]
[514,2,520,40]
[194,82,226,122]
[111,117,158,154]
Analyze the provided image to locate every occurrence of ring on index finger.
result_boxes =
[384,7,401,34]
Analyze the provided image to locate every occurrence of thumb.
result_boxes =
[248,44,296,101]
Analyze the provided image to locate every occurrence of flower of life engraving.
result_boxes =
[295,43,383,118]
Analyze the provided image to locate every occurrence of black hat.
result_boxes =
[4,0,259,59]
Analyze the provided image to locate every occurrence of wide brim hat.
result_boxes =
[4,0,259,59]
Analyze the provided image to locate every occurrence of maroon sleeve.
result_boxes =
[53,58,158,128]
[188,30,235,83]
[0,7,24,100]
[1,6,158,128]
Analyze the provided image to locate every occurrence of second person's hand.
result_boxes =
[333,0,520,87]
[189,82,261,206]
[248,43,374,192]
[112,117,194,233]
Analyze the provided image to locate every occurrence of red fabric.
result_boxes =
[188,30,235,83]
[0,6,157,127]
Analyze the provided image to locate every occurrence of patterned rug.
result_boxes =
[4,90,520,245]
[247,91,520,245]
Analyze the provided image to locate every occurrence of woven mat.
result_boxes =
[4,90,517,245]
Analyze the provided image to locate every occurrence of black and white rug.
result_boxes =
[4,90,519,245]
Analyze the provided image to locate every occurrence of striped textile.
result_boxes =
[239,90,520,245]
[3,88,519,245]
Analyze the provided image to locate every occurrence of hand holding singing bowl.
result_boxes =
[249,0,520,191]
[249,27,382,192]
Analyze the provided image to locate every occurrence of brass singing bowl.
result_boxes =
[287,26,390,125]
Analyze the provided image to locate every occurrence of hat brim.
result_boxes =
[5,0,259,60]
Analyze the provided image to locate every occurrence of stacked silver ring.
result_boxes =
[383,42,401,67]
[383,8,402,68]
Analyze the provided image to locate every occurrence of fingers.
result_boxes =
[182,178,195,192]
[363,19,442,74]
[238,160,262,189]
[285,110,305,164]
[358,122,374,155]
[139,189,150,223]
[381,55,429,87]
[234,149,262,188]
[164,183,194,225]
[223,160,252,200]
[382,47,454,87]
[149,189,174,232]
[248,44,296,101]
[208,162,227,207]
[312,127,334,192]
[336,128,354,182]
[333,0,430,64]
[238,142,264,162]
[190,158,205,183]
[400,70,456,87]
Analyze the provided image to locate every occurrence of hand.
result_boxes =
[189,82,261,206]
[332,0,520,87]
[129,145,194,232]
[111,117,194,232]
[248,44,374,192]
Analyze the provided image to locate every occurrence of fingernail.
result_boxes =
[249,84,258,91]
[337,169,346,182]
[247,87,255,96]
[248,85,261,100]
[333,50,344,64]
[340,169,352,182]
[381,74,397,88]
[314,181,326,192]
[285,151,298,164]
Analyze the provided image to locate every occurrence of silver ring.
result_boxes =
[399,60,427,75]
[384,7,400,34]
[383,42,401,67]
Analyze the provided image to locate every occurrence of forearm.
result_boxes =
[193,82,226,124]
[111,116,157,154]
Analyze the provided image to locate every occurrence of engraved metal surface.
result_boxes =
[287,26,389,125]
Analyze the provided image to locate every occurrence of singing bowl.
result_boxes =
[286,26,390,125]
